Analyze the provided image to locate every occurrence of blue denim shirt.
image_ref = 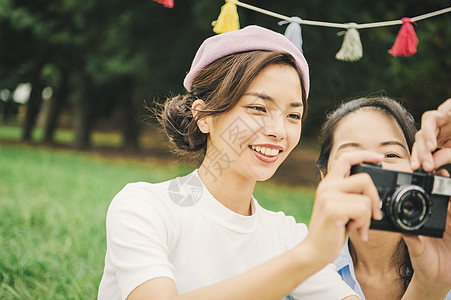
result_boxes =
[334,241,451,300]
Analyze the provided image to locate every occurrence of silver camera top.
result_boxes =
[432,175,451,196]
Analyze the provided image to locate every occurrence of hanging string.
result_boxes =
[228,0,451,30]
[215,1,450,62]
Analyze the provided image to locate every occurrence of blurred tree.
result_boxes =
[0,0,449,147]
[43,67,69,143]
[0,0,46,141]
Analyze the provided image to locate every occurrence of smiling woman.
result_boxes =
[98,26,374,300]
[97,25,451,300]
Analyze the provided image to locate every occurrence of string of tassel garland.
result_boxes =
[210,0,451,62]
[153,0,449,62]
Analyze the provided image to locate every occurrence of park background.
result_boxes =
[0,0,450,298]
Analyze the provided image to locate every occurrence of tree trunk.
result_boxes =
[43,70,69,143]
[118,76,139,150]
[2,95,15,124]
[73,72,95,150]
[21,66,44,142]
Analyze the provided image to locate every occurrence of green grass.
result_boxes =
[0,144,314,299]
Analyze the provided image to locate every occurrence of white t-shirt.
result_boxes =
[98,170,357,300]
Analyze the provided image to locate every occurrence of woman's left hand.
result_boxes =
[411,98,451,172]
[403,98,451,299]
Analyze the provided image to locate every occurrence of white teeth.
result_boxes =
[250,145,280,157]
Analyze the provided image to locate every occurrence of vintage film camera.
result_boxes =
[350,163,451,238]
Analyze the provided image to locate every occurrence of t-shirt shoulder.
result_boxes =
[110,177,188,210]
[108,171,204,222]
[105,178,187,238]
[109,181,173,211]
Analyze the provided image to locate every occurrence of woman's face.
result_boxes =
[203,64,303,182]
[327,108,411,173]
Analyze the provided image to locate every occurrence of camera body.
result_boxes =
[350,163,450,238]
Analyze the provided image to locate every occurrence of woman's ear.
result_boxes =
[319,169,327,179]
[192,99,210,134]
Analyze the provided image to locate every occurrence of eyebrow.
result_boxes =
[244,92,303,107]
[336,140,408,152]
[336,142,360,152]
[380,140,409,151]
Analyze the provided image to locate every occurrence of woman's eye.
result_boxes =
[247,106,266,113]
[385,153,401,159]
[288,113,301,120]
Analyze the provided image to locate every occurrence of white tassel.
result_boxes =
[335,23,363,62]
[278,17,303,53]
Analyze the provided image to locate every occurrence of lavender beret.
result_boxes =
[183,25,310,97]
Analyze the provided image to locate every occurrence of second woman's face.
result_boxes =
[327,109,411,173]
[204,64,304,182]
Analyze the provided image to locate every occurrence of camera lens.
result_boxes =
[390,185,429,231]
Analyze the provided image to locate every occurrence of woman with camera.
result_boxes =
[98,24,450,299]
[99,25,369,300]
[315,97,451,299]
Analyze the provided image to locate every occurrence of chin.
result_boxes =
[252,167,279,182]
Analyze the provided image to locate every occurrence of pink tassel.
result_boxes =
[153,0,174,8]
[388,18,418,57]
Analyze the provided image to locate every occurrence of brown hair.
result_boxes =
[159,50,307,161]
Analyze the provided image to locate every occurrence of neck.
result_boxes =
[349,230,403,274]
[198,163,256,216]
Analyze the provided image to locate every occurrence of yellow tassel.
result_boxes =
[212,0,240,34]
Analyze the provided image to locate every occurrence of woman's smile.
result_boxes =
[249,144,284,163]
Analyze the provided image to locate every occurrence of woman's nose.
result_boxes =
[262,114,286,139]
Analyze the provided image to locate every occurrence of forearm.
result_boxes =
[177,244,323,300]
[401,275,450,300]
[131,243,328,300]
[127,244,325,300]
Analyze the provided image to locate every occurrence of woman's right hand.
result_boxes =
[301,151,383,266]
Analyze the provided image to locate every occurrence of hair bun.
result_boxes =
[160,94,207,156]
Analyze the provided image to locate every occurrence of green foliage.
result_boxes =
[0,0,449,136]
[0,124,120,146]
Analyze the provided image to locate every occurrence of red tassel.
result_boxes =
[388,18,418,57]
[153,0,174,8]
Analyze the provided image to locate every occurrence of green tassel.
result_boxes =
[335,23,363,62]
